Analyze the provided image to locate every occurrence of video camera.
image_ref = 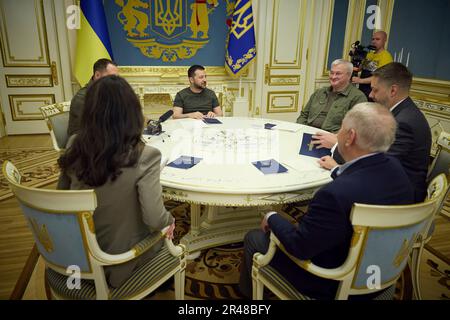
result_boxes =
[349,41,376,75]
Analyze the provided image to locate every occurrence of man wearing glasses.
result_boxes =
[296,59,367,133]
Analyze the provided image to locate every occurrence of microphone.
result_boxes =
[158,110,174,123]
[146,110,173,135]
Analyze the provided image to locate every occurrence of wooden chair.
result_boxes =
[3,160,186,300]
[427,131,450,183]
[410,173,449,299]
[39,102,70,152]
[251,174,446,300]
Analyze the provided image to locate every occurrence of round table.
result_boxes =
[145,117,332,254]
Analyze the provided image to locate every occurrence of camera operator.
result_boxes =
[352,31,393,100]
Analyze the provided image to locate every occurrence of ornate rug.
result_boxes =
[420,249,450,299]
[0,148,60,201]
[157,201,450,300]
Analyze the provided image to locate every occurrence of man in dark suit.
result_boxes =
[369,63,431,201]
[239,103,415,300]
[318,63,431,202]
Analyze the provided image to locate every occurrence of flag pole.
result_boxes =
[238,76,242,97]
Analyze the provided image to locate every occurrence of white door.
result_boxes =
[0,0,66,134]
[254,0,312,122]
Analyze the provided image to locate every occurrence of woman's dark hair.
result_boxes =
[58,75,144,186]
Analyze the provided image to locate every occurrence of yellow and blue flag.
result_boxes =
[225,0,256,77]
[74,0,114,86]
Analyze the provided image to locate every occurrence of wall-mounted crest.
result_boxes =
[114,0,224,62]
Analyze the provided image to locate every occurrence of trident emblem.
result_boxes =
[155,0,182,36]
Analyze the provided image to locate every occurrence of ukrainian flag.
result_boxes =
[74,0,114,86]
[225,0,256,77]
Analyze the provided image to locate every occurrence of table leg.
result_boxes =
[181,205,262,255]
[190,203,202,236]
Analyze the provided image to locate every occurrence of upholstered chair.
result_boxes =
[3,160,186,300]
[39,102,71,152]
[251,174,446,300]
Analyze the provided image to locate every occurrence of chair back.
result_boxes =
[427,131,450,183]
[347,174,446,297]
[3,161,96,274]
[40,102,70,152]
[3,160,187,300]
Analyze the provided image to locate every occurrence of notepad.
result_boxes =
[167,156,202,169]
[299,133,332,158]
[203,118,222,124]
[252,159,288,175]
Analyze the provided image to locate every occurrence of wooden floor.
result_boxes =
[0,134,53,149]
[0,134,448,299]
[427,215,450,264]
[0,135,53,299]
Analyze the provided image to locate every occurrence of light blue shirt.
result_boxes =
[334,152,380,177]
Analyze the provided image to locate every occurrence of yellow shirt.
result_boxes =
[363,50,393,72]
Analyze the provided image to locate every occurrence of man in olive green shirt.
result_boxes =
[296,59,367,133]
[173,65,223,119]
[67,59,119,136]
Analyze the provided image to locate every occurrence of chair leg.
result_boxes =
[252,277,264,300]
[174,269,185,300]
[9,244,40,300]
[410,246,424,300]
[44,268,52,300]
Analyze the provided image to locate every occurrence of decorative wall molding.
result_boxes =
[268,75,301,86]
[6,74,52,87]
[119,66,230,79]
[267,91,299,113]
[0,0,50,67]
[8,94,55,121]
[269,0,306,69]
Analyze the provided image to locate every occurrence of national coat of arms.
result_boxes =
[114,0,234,62]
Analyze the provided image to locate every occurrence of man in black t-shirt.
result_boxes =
[173,65,223,119]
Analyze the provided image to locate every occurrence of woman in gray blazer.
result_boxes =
[58,75,174,288]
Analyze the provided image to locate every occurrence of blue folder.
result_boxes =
[264,123,277,130]
[167,156,202,169]
[252,159,288,174]
[203,118,222,124]
[299,133,332,158]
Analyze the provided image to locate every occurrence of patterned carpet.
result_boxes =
[159,200,449,300]
[0,148,60,200]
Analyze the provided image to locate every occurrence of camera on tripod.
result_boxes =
[349,41,376,75]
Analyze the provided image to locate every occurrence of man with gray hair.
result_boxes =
[297,59,367,133]
[240,102,414,300]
